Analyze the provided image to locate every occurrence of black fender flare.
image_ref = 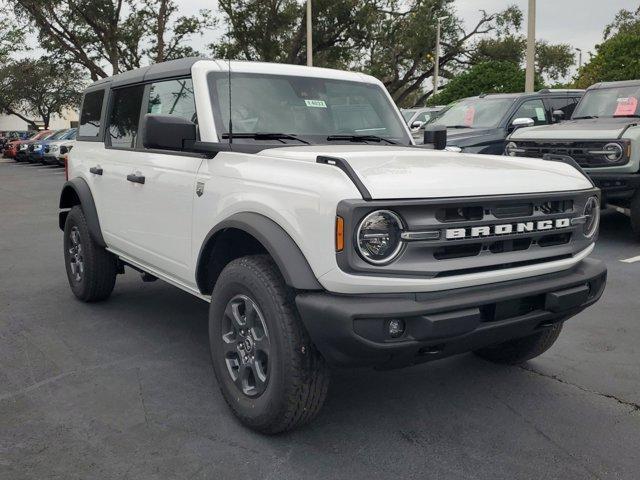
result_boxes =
[196,212,323,292]
[59,178,106,247]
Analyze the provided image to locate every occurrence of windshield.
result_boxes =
[428,98,515,128]
[208,72,411,145]
[572,85,640,119]
[401,109,418,121]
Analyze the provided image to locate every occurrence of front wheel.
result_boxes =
[474,323,563,365]
[209,255,329,434]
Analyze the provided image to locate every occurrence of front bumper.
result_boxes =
[296,258,606,368]
[589,173,640,201]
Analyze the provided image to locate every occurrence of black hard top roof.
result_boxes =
[85,57,206,91]
[588,79,640,90]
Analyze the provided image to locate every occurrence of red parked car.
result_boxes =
[5,131,51,161]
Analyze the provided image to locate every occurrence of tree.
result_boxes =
[575,7,640,88]
[211,0,523,107]
[466,36,573,82]
[535,40,574,81]
[4,0,214,80]
[426,61,543,106]
[468,35,525,65]
[0,59,85,129]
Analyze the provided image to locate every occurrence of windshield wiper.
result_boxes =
[326,134,398,144]
[573,115,599,119]
[445,125,473,129]
[221,132,311,145]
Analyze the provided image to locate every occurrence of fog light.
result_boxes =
[388,319,405,338]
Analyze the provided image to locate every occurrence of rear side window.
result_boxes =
[108,85,145,149]
[78,90,105,138]
[147,78,196,122]
[549,97,579,119]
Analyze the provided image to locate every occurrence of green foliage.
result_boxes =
[576,7,640,88]
[470,36,525,65]
[0,59,85,128]
[427,61,542,106]
[535,40,574,81]
[468,36,573,83]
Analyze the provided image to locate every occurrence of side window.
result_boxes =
[549,97,579,119]
[108,84,145,149]
[78,90,105,138]
[147,78,196,122]
[512,99,548,126]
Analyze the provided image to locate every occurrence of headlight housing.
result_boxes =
[583,196,600,238]
[356,210,404,264]
[505,141,519,156]
[602,142,623,162]
[49,144,59,152]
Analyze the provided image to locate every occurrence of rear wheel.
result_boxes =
[209,255,329,434]
[474,323,563,365]
[63,205,117,302]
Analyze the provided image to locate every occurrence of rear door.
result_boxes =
[101,78,202,283]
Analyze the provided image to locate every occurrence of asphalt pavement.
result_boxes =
[0,158,638,480]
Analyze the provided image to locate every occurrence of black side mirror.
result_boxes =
[552,110,565,122]
[423,125,447,150]
[142,114,196,151]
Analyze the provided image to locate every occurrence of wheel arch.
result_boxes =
[59,177,106,247]
[196,212,323,294]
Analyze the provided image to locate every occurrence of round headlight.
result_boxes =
[602,143,623,162]
[356,210,404,264]
[505,141,518,156]
[583,196,600,238]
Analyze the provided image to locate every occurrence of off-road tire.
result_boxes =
[63,205,117,302]
[209,255,330,434]
[474,323,563,365]
[630,191,640,239]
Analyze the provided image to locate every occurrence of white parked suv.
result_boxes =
[59,58,607,433]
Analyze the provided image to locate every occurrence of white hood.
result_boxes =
[258,145,592,200]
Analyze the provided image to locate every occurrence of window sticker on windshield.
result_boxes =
[304,99,327,108]
[535,107,546,121]
[463,106,475,126]
[614,97,638,116]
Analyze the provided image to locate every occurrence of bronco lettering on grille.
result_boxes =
[445,218,571,240]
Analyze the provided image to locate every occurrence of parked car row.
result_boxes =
[2,127,76,166]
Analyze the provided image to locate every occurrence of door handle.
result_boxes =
[89,166,103,175]
[126,173,145,184]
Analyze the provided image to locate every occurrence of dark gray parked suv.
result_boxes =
[425,89,584,154]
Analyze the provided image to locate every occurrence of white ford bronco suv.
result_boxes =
[507,80,640,237]
[59,58,607,433]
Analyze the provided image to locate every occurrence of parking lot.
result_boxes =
[0,158,639,480]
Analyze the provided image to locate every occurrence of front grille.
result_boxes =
[515,140,628,168]
[337,190,596,278]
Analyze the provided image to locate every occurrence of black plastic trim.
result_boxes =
[196,212,322,292]
[295,258,606,368]
[58,178,106,247]
[316,155,372,200]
